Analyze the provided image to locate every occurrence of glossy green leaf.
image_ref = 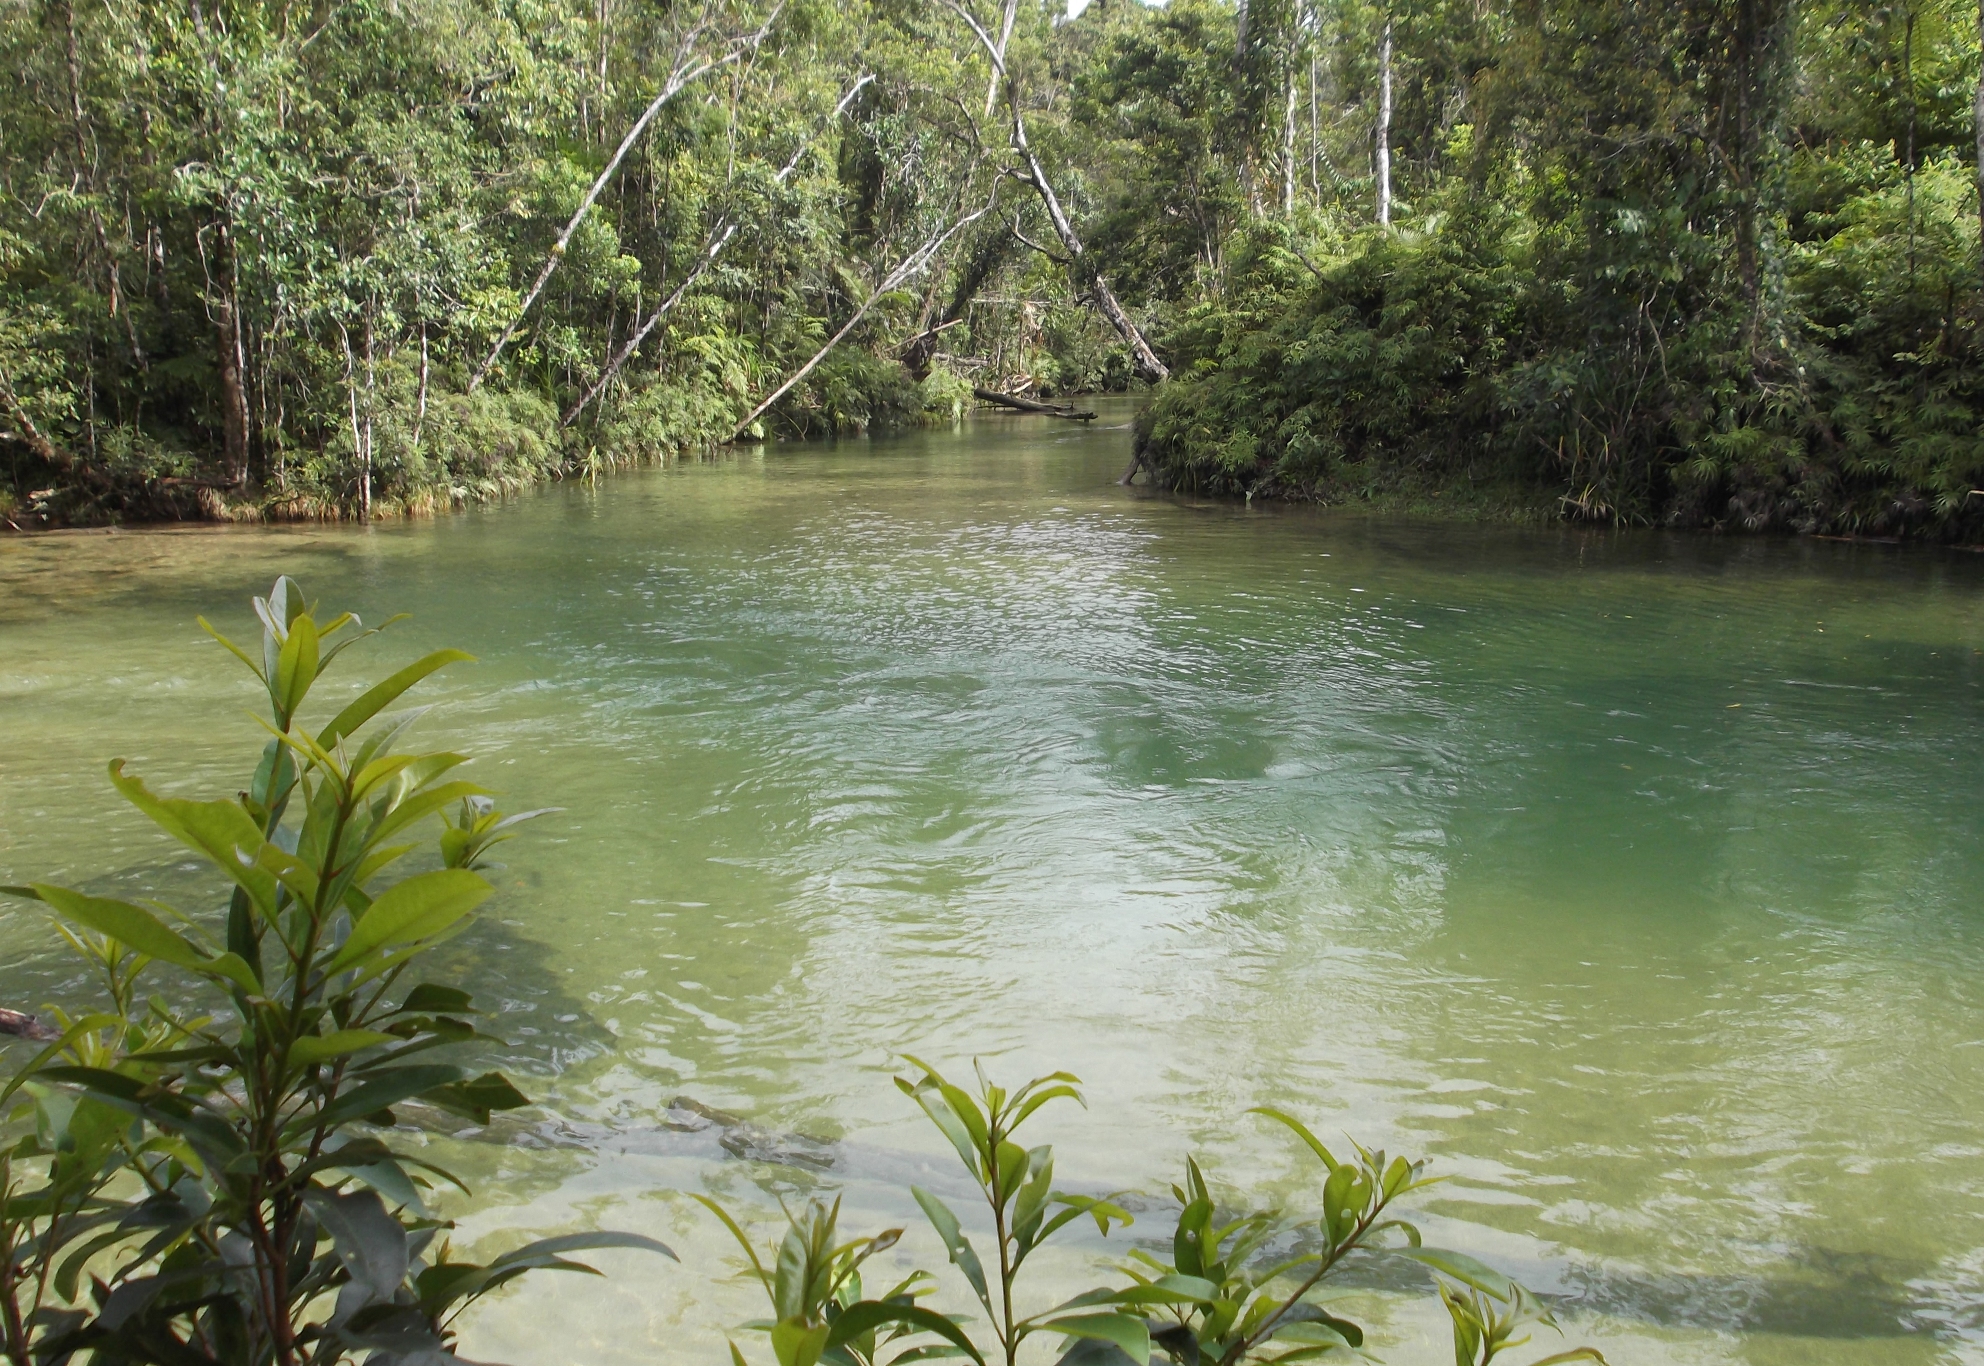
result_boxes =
[318,649,474,748]
[1041,1314,1149,1366]
[107,762,278,913]
[290,1029,398,1066]
[27,884,207,970]
[1250,1107,1339,1173]
[273,609,321,721]
[328,868,492,972]
[825,1301,985,1365]
[488,1231,677,1268]
[911,1187,990,1310]
[291,1063,463,1136]
[773,1320,831,1366]
[1398,1247,1517,1300]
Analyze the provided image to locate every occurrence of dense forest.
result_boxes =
[2,0,1983,536]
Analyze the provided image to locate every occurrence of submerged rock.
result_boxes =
[667,1094,836,1168]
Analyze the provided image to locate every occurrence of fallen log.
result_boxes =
[972,387,1096,420]
[0,1008,59,1041]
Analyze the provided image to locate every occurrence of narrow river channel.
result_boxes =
[5,403,1984,1364]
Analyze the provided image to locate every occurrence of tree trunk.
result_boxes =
[213,224,251,487]
[1976,0,1984,284]
[903,221,1013,378]
[1376,16,1393,227]
[942,0,1169,383]
[563,73,874,425]
[1282,28,1298,214]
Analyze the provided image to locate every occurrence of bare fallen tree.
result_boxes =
[469,4,783,394]
[561,73,875,427]
[939,0,1169,383]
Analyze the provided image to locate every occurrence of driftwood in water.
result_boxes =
[972,387,1096,420]
[0,1008,58,1041]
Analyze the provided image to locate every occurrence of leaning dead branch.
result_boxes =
[940,0,1168,383]
[728,185,997,441]
[469,6,783,394]
[561,72,875,427]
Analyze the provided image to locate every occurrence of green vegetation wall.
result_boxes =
[6,0,1984,537]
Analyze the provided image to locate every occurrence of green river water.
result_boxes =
[5,403,1984,1364]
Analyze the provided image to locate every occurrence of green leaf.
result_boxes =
[37,1066,245,1167]
[107,763,277,914]
[1397,1248,1516,1301]
[897,1072,982,1179]
[28,884,208,971]
[199,617,265,681]
[304,1187,408,1306]
[1525,1352,1610,1366]
[291,1064,464,1136]
[290,1030,399,1066]
[318,649,475,748]
[274,610,321,721]
[421,1071,530,1124]
[398,983,475,1015]
[825,1302,984,1366]
[30,885,265,995]
[1250,1107,1338,1173]
[487,1232,677,1268]
[911,1187,990,1311]
[1041,1314,1149,1366]
[773,1320,831,1366]
[1266,1322,1350,1350]
[1105,1276,1219,1307]
[328,869,493,973]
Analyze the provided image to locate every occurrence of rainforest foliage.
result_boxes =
[2,0,1983,534]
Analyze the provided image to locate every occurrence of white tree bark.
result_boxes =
[1283,39,1298,214]
[562,74,874,426]
[728,190,996,440]
[1376,15,1394,227]
[468,9,780,393]
[942,0,1169,382]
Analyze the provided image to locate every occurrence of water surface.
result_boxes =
[4,406,1984,1364]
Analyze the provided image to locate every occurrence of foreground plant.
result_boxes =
[0,577,672,1366]
[709,1063,1605,1366]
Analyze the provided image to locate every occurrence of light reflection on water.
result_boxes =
[4,405,1984,1364]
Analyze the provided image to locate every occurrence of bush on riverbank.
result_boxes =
[1135,155,1984,539]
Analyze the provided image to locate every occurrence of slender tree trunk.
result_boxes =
[62,0,143,368]
[1282,33,1298,214]
[1734,0,1759,347]
[411,324,429,456]
[212,224,252,487]
[1975,0,1984,284]
[1310,46,1320,201]
[1904,7,1917,280]
[983,0,1017,118]
[360,312,374,520]
[1236,0,1251,59]
[1376,15,1393,227]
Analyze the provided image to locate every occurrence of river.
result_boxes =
[4,403,1984,1365]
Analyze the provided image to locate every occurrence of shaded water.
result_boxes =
[5,404,1984,1364]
